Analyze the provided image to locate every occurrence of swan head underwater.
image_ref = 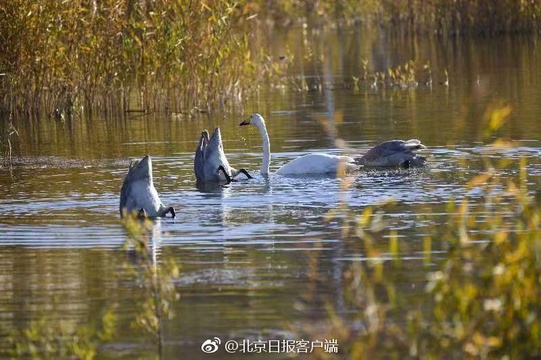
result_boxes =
[119,155,175,219]
[355,139,428,168]
[194,127,252,184]
[195,127,232,183]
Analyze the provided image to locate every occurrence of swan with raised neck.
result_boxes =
[240,113,357,176]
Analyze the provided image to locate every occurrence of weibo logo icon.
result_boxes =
[201,337,221,354]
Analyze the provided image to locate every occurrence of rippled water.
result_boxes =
[2,29,541,358]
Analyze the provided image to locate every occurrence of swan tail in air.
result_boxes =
[120,155,175,218]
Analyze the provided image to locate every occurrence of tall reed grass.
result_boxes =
[1,0,537,124]
[0,0,263,119]
[242,0,541,34]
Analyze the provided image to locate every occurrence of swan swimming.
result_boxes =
[119,155,175,218]
[355,139,427,168]
[194,127,252,183]
[239,113,357,175]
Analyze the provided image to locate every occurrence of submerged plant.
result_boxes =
[361,60,435,90]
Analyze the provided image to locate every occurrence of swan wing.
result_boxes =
[370,139,424,156]
[358,139,426,167]
[403,139,426,150]
[276,153,356,175]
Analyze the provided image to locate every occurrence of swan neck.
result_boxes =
[257,122,271,175]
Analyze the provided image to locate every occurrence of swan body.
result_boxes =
[119,155,175,218]
[356,139,427,168]
[194,127,252,183]
[240,113,357,175]
[276,153,356,175]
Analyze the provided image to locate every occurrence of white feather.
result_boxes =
[276,153,356,175]
[125,180,163,217]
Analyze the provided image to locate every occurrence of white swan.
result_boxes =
[355,139,427,168]
[239,113,357,175]
[194,127,252,183]
[119,155,175,218]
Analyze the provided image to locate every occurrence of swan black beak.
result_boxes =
[239,119,251,126]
